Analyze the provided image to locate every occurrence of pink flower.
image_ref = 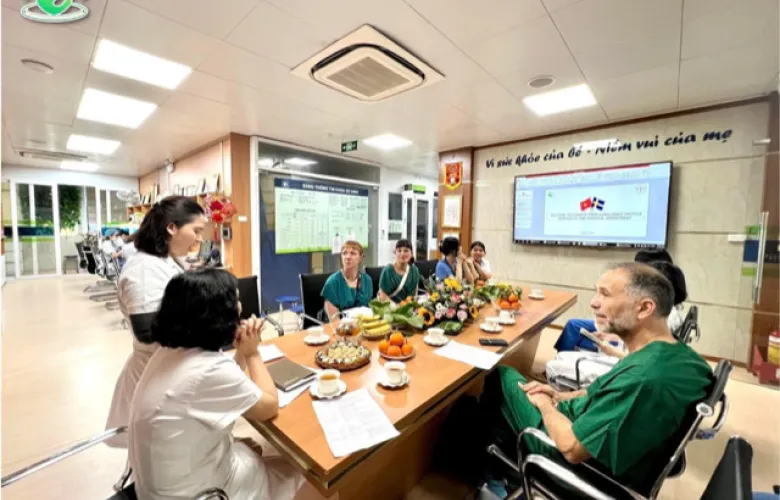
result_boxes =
[435,310,444,320]
[457,310,468,322]
[452,293,461,304]
[436,283,444,291]
[446,308,456,319]
[459,303,467,310]
[463,290,472,297]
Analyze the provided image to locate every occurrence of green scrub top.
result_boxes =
[500,341,712,493]
[378,264,420,303]
[320,271,373,311]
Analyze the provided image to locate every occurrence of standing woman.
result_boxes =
[435,236,465,281]
[378,239,420,303]
[463,241,492,284]
[321,241,373,318]
[105,196,206,445]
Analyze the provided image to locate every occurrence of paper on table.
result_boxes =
[434,340,503,370]
[278,381,312,408]
[312,388,400,458]
[258,344,285,363]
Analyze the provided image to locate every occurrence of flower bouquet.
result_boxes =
[202,194,237,224]
[415,276,480,336]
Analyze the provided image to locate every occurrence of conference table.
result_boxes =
[250,288,577,499]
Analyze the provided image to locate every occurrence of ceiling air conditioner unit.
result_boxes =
[18,149,88,162]
[292,25,444,102]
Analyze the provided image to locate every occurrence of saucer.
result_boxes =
[498,317,516,325]
[304,334,329,346]
[480,323,503,334]
[528,294,545,300]
[309,380,347,399]
[423,335,449,347]
[378,372,410,389]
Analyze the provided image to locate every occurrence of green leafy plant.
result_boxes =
[58,186,82,231]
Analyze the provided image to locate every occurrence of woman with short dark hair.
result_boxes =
[129,269,309,500]
[435,236,465,281]
[105,196,207,446]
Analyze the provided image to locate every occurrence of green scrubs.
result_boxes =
[320,271,373,311]
[495,341,712,491]
[378,264,420,303]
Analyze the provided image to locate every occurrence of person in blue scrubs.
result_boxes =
[435,236,465,281]
[554,249,675,352]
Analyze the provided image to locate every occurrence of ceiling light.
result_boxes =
[67,134,121,155]
[92,39,192,90]
[61,161,100,172]
[574,138,619,151]
[21,58,54,74]
[77,88,157,128]
[363,134,413,151]
[257,158,275,167]
[284,157,317,166]
[523,84,597,116]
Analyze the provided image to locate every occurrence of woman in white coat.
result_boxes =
[129,269,312,500]
[105,196,206,446]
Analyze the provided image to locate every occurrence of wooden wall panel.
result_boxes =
[225,134,252,277]
[437,148,474,258]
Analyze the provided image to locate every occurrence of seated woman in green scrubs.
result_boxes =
[378,239,420,303]
[321,241,373,318]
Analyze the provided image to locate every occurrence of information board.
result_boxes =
[274,178,369,254]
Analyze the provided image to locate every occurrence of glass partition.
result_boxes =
[2,180,15,279]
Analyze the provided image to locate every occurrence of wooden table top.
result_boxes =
[253,288,577,485]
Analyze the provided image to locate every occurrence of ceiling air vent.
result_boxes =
[18,149,88,162]
[292,25,444,102]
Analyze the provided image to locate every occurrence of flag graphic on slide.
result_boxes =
[580,197,606,211]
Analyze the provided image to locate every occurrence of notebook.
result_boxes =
[266,358,317,392]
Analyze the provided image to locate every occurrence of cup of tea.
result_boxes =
[384,361,406,385]
[307,326,325,336]
[318,369,341,395]
[499,310,512,322]
[428,327,445,342]
[486,316,501,328]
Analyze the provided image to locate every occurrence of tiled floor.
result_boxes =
[1,276,778,499]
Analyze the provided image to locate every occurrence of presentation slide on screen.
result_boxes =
[274,179,369,254]
[513,162,671,247]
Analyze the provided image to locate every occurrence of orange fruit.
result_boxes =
[388,345,402,357]
[389,332,405,347]
[508,294,518,303]
[401,344,414,356]
[378,340,390,354]
[499,300,511,309]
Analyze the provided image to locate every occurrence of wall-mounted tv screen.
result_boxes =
[513,162,672,249]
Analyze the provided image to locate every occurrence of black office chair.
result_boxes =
[488,360,732,500]
[674,305,700,344]
[700,436,753,500]
[415,259,437,281]
[365,266,383,298]
[0,427,228,499]
[299,272,331,329]
[236,275,283,337]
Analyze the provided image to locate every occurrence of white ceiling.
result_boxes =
[1,0,778,177]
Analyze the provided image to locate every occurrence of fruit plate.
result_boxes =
[379,351,416,361]
[315,355,370,371]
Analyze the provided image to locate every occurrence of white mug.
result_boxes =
[385,361,406,385]
[498,310,512,321]
[428,327,445,342]
[486,316,501,327]
[318,369,341,395]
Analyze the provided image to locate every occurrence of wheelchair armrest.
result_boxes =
[575,356,616,386]
[522,455,626,500]
[696,394,729,440]
[487,444,520,475]
[517,427,557,465]
[263,315,285,337]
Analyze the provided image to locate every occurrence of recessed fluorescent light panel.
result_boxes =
[61,161,100,172]
[523,84,597,116]
[93,40,192,90]
[67,134,121,155]
[574,138,619,151]
[284,157,317,166]
[77,88,157,128]
[363,134,412,151]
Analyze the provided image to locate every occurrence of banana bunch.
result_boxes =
[359,315,391,338]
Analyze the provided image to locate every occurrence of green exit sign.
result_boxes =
[341,140,358,153]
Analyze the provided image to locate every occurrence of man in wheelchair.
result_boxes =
[478,262,712,498]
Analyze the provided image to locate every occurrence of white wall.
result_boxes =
[1,165,138,191]
[377,167,438,264]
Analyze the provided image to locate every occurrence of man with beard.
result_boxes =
[478,262,712,498]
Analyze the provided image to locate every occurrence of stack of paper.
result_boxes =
[434,341,503,370]
[312,389,400,457]
[278,382,312,408]
[258,344,285,363]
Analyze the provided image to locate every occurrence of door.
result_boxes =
[15,183,59,277]
[401,191,433,262]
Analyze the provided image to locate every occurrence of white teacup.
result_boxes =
[498,310,513,322]
[318,369,341,395]
[486,317,501,328]
[428,327,445,342]
[307,326,325,337]
[384,361,406,385]
[531,289,544,298]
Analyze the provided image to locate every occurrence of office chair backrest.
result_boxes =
[75,241,88,269]
[675,305,700,344]
[83,246,98,275]
[415,259,437,280]
[364,266,383,298]
[700,436,753,500]
[646,360,732,498]
[236,276,261,319]
[299,272,331,329]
